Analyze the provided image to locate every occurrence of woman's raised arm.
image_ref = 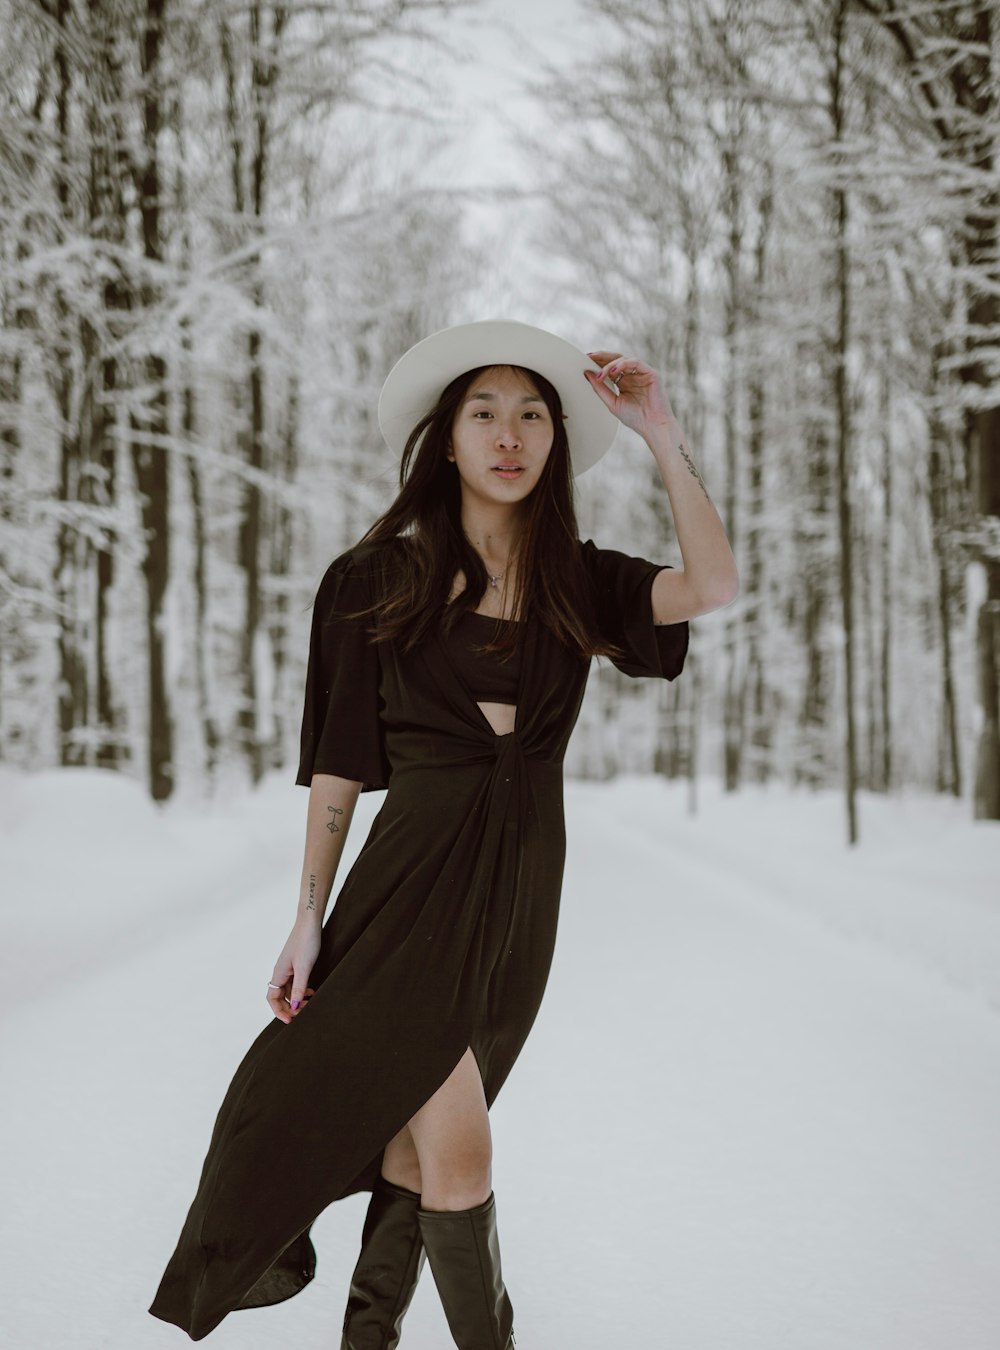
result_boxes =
[585,351,739,612]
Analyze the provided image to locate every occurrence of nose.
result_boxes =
[496,419,521,449]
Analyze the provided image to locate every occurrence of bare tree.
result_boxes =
[854,0,999,819]
[0,0,478,796]
[529,0,979,833]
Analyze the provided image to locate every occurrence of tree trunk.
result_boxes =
[746,169,772,785]
[720,88,744,795]
[798,418,832,788]
[860,478,878,788]
[238,320,264,781]
[173,95,220,778]
[89,0,127,770]
[972,559,1000,817]
[830,0,859,844]
[666,220,707,788]
[266,374,298,772]
[877,350,893,793]
[183,354,221,778]
[51,0,89,767]
[967,213,1000,821]
[957,6,999,818]
[927,435,961,797]
[232,4,287,784]
[132,0,173,800]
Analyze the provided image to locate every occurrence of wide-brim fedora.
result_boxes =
[376,319,621,477]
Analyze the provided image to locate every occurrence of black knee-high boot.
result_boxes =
[417,1192,515,1350]
[341,1175,426,1350]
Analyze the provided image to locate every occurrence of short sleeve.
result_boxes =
[295,551,391,791]
[579,537,690,680]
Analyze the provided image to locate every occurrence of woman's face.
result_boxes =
[447,365,555,509]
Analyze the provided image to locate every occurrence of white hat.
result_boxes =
[377,319,620,477]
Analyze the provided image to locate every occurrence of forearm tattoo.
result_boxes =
[307,873,317,912]
[326,805,344,834]
[679,441,711,502]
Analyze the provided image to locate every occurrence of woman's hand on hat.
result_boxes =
[584,350,676,439]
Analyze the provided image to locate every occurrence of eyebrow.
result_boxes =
[466,390,545,404]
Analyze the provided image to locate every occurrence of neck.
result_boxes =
[460,499,522,566]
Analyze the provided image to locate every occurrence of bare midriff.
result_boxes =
[476,701,517,737]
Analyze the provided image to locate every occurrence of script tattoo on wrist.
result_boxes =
[326,805,344,834]
[307,873,317,911]
[679,442,711,502]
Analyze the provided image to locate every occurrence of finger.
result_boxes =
[586,350,623,365]
[266,969,292,1021]
[584,366,618,408]
[290,987,316,1016]
[292,985,316,1016]
[616,359,656,382]
[290,970,313,1013]
[267,987,292,1024]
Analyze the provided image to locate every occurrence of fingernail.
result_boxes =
[291,999,300,1010]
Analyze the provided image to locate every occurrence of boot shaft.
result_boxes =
[418,1192,515,1350]
[342,1177,425,1350]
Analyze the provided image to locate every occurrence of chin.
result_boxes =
[488,471,536,492]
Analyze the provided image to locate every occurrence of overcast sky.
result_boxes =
[405,0,606,329]
[433,0,592,187]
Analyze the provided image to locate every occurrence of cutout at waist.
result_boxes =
[477,701,517,737]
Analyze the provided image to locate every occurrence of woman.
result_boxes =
[148,320,738,1345]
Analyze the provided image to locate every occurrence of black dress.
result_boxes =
[148,534,689,1341]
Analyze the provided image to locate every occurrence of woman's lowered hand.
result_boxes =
[267,919,320,1025]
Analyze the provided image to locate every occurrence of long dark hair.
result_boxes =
[354,363,621,662]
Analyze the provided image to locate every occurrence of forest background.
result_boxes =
[1,0,998,843]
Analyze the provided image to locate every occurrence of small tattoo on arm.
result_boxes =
[679,442,711,502]
[326,805,344,834]
[307,873,316,911]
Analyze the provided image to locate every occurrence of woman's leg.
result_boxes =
[340,1047,489,1347]
[381,1123,423,1193]
[405,1046,492,1211]
[406,1048,514,1348]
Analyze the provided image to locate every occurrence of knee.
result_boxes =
[422,1137,493,1210]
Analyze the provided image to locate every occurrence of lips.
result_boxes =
[492,464,524,479]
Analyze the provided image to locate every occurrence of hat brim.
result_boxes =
[376,320,620,477]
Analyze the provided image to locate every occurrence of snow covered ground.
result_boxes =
[1,765,998,1350]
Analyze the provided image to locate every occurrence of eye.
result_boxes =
[523,411,541,420]
[472,409,493,419]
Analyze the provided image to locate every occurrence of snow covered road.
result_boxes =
[1,768,998,1349]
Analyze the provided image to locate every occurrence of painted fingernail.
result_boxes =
[291,999,300,1010]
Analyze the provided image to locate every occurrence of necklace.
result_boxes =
[487,569,504,589]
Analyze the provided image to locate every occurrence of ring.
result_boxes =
[267,982,282,992]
